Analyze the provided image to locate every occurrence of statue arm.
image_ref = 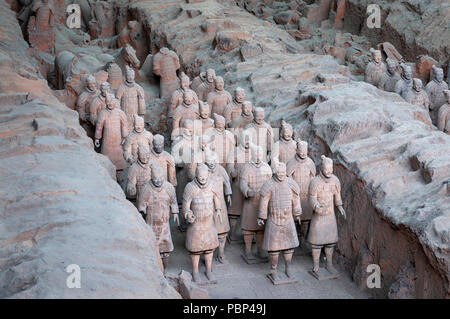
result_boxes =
[122,137,133,162]
[257,189,270,221]
[120,112,128,139]
[292,189,302,219]
[239,170,250,197]
[89,101,99,126]
[222,169,232,196]
[137,184,149,214]
[333,179,343,207]
[308,179,322,214]
[167,155,177,186]
[94,112,104,140]
[152,54,161,75]
[137,86,146,116]
[182,190,193,220]
[168,184,179,215]
[126,166,137,197]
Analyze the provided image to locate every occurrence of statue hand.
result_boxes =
[173,213,180,226]
[226,195,232,207]
[296,216,301,225]
[127,184,136,197]
[186,211,196,224]
[338,206,346,220]
[126,155,134,164]
[216,209,223,224]
[257,218,265,226]
[94,139,100,148]
[247,189,255,198]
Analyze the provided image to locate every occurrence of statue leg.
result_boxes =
[311,245,322,273]
[268,251,280,281]
[300,220,310,247]
[242,230,255,260]
[204,250,215,281]
[228,216,239,240]
[190,253,200,282]
[283,249,294,278]
[161,252,169,275]
[256,231,267,259]
[217,233,227,263]
[325,244,337,274]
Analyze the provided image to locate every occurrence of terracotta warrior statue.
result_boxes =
[149,134,177,186]
[228,100,254,130]
[138,165,179,274]
[205,151,232,263]
[183,163,221,282]
[286,140,316,247]
[395,64,413,99]
[76,75,99,138]
[191,70,207,92]
[126,145,156,203]
[195,68,216,101]
[437,90,450,134]
[224,87,246,126]
[27,0,55,51]
[404,79,430,111]
[364,48,386,87]
[308,155,346,276]
[116,67,146,132]
[426,66,449,124]
[207,113,235,168]
[226,129,252,241]
[258,162,302,282]
[123,115,154,164]
[153,47,181,99]
[90,82,111,126]
[171,90,200,141]
[206,76,232,117]
[94,93,128,170]
[378,58,401,92]
[245,107,273,163]
[271,121,296,166]
[240,146,273,262]
[169,73,199,126]
[194,101,214,136]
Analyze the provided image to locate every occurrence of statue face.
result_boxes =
[373,51,382,63]
[404,68,412,80]
[200,107,209,119]
[282,128,292,141]
[322,161,333,178]
[254,111,264,125]
[100,85,109,96]
[215,120,225,132]
[275,167,286,181]
[413,80,422,92]
[206,70,215,83]
[105,96,114,110]
[215,78,224,90]
[139,150,150,164]
[387,61,396,73]
[153,140,164,153]
[152,172,164,187]
[435,69,444,82]
[184,93,193,105]
[126,71,135,83]
[235,90,245,103]
[297,143,307,159]
[205,156,217,170]
[87,80,96,91]
[135,120,144,133]
[197,169,208,185]
[242,102,252,115]
[184,123,194,136]
[181,77,190,89]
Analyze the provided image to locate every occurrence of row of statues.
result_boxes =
[365,48,449,133]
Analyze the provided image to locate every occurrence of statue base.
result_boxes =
[266,273,298,286]
[194,272,218,286]
[241,253,268,265]
[308,268,340,281]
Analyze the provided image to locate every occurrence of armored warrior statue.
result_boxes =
[123,115,154,164]
[404,79,430,111]
[426,66,449,124]
[395,64,413,99]
[195,68,216,101]
[94,94,128,170]
[76,75,99,138]
[191,70,206,93]
[126,145,157,203]
[205,151,232,263]
[106,62,123,93]
[364,49,386,87]
[116,67,146,132]
[271,122,296,166]
[149,134,177,186]
[240,146,273,262]
[437,90,450,134]
[183,164,222,282]
[224,87,246,126]
[194,101,214,136]
[207,114,235,168]
[228,100,254,130]
[138,166,179,274]
[206,76,232,117]
[90,82,111,127]
[308,155,346,278]
[169,73,199,126]
[378,59,401,92]
[171,90,200,141]
[245,107,273,163]
[226,129,252,242]
[152,47,180,99]
[258,162,302,284]
[286,140,316,247]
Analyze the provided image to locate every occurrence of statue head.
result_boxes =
[296,140,308,159]
[153,134,164,154]
[386,58,397,74]
[401,64,412,80]
[413,78,423,92]
[196,163,209,185]
[251,145,263,164]
[134,115,145,133]
[234,87,245,103]
[242,100,252,116]
[432,65,444,83]
[182,119,194,137]
[105,93,115,110]
[254,107,265,125]
[151,165,165,188]
[213,113,225,132]
[214,76,224,91]
[180,72,190,89]
[206,68,216,83]
[370,48,382,64]
[204,150,218,171]
[199,101,210,119]
[183,90,194,106]
[138,145,150,164]
[125,66,135,83]
[274,162,287,182]
[86,75,97,91]
[100,82,110,96]
[281,122,293,141]
[320,155,333,179]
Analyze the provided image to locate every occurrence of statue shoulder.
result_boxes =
[260,178,274,197]
[286,177,300,195]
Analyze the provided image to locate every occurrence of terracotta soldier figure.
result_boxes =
[426,66,449,124]
[245,107,273,162]
[308,155,346,276]
[228,100,254,130]
[90,82,111,126]
[138,165,179,274]
[27,0,55,51]
[205,151,232,263]
[76,75,99,138]
[152,47,180,99]
[437,90,450,134]
[206,76,232,117]
[171,90,200,141]
[286,140,316,247]
[194,101,214,136]
[169,73,198,126]
[378,58,401,92]
[95,94,128,170]
[195,68,216,101]
[183,163,222,282]
[191,70,207,92]
[116,67,146,132]
[395,64,413,99]
[106,62,123,93]
[123,115,154,164]
[126,145,156,203]
[224,87,246,126]
[149,134,177,186]
[207,114,235,168]
[240,146,273,262]
[258,162,302,283]
[271,122,296,166]
[405,79,430,111]
[364,49,386,87]
[226,129,252,241]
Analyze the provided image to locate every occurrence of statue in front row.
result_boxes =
[138,165,179,275]
[308,155,346,278]
[183,164,222,283]
[258,162,302,284]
